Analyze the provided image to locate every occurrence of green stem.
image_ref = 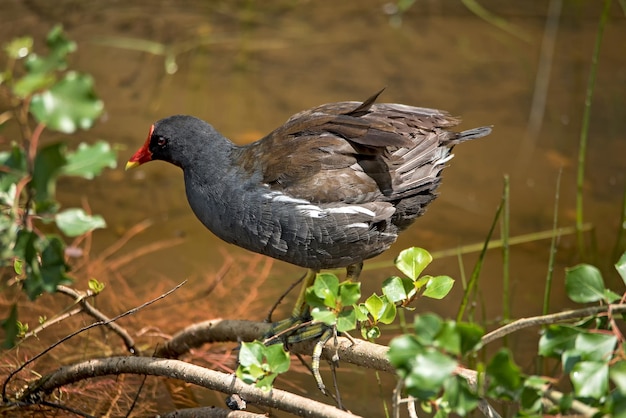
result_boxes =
[502,175,510,323]
[457,179,505,323]
[576,0,611,255]
[543,169,562,317]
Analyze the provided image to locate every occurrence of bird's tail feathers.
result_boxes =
[446,126,492,145]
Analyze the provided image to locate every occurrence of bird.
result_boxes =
[126,89,491,321]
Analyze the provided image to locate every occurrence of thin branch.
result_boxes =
[56,285,136,353]
[41,399,96,418]
[22,307,83,340]
[2,281,186,402]
[18,357,356,418]
[482,304,626,346]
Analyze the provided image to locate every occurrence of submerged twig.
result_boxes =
[2,281,186,402]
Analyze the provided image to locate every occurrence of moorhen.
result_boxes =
[127,90,491,318]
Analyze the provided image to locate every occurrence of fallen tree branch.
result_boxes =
[161,406,267,417]
[18,356,356,418]
[155,319,394,373]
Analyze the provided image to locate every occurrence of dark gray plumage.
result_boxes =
[128,91,491,270]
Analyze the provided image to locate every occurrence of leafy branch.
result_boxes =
[0,25,117,348]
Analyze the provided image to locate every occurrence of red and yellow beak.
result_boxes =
[125,125,154,170]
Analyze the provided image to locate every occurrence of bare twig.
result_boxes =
[56,285,136,353]
[481,304,626,346]
[2,281,186,402]
[22,307,83,339]
[265,270,306,322]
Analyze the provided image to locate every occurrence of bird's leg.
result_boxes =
[265,263,363,346]
[264,269,320,344]
[291,268,318,318]
[311,327,334,394]
[345,262,363,281]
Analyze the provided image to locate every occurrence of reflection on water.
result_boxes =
[1,1,625,415]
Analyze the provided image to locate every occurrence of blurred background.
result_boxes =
[1,0,625,415]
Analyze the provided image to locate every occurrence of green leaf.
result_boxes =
[38,235,72,292]
[382,275,413,303]
[404,348,457,399]
[264,344,290,373]
[338,281,361,306]
[610,361,626,394]
[238,341,264,367]
[434,322,461,356]
[610,391,626,417]
[46,25,76,58]
[395,247,432,280]
[13,229,38,264]
[363,325,381,340]
[354,303,369,321]
[616,252,626,286]
[565,264,605,303]
[388,334,422,374]
[604,288,622,303]
[236,362,262,385]
[0,143,27,170]
[456,322,484,355]
[1,304,19,349]
[256,374,278,391]
[88,278,105,294]
[311,273,339,307]
[570,361,608,399]
[55,208,106,237]
[538,325,580,357]
[16,321,28,338]
[520,376,547,413]
[18,234,72,300]
[236,341,289,390]
[13,72,56,98]
[487,349,522,396]
[562,349,583,374]
[574,332,617,362]
[32,142,66,208]
[25,25,76,74]
[30,72,103,134]
[378,297,396,325]
[13,258,24,275]
[364,294,383,321]
[336,310,357,333]
[413,313,443,345]
[422,275,454,299]
[4,36,33,59]
[310,308,337,326]
[441,375,479,416]
[61,141,117,179]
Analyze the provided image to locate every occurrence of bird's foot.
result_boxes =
[263,317,342,397]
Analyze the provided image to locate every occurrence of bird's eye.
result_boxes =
[157,137,168,147]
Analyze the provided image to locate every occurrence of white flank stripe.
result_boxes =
[326,206,376,217]
[346,222,369,229]
[264,191,310,205]
[296,204,325,218]
[264,191,377,220]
